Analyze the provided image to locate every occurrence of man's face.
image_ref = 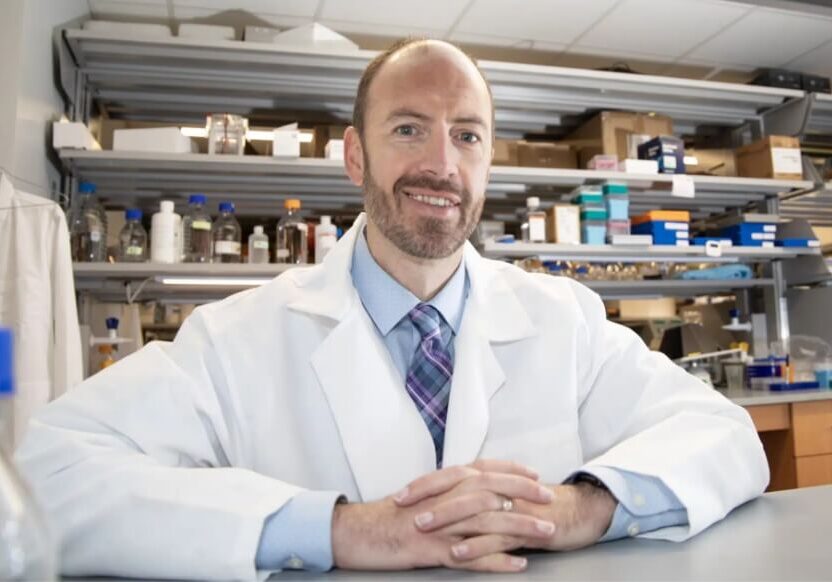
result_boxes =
[348,43,493,259]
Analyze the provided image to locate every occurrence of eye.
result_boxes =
[394,124,417,137]
[458,131,480,144]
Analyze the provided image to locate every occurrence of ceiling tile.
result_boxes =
[90,0,168,18]
[576,0,749,59]
[455,0,619,44]
[320,19,440,39]
[566,43,677,64]
[173,0,317,17]
[449,32,534,48]
[786,39,832,77]
[320,0,469,31]
[688,7,832,68]
[556,52,671,76]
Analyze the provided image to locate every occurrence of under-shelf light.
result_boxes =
[179,128,314,142]
[155,276,272,287]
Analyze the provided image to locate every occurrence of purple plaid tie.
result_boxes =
[406,303,453,467]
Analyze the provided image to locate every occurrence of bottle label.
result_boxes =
[126,246,144,256]
[90,231,102,242]
[192,220,211,231]
[253,240,269,250]
[215,241,241,255]
[276,249,290,259]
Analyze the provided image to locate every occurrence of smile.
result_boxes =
[403,190,460,208]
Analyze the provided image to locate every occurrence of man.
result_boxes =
[18,39,768,579]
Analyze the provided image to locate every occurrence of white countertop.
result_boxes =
[724,387,832,406]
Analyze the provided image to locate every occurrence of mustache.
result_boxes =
[394,174,465,198]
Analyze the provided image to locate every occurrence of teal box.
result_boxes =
[573,192,603,205]
[581,208,608,221]
[602,183,629,195]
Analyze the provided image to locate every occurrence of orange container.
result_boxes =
[631,210,690,226]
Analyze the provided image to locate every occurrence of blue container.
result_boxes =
[602,183,628,195]
[721,223,777,246]
[632,221,689,245]
[605,197,629,220]
[815,369,832,389]
[582,223,606,245]
[776,238,819,248]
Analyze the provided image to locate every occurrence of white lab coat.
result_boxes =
[17,213,769,581]
[0,173,82,446]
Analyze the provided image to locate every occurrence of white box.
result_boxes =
[273,123,301,158]
[619,159,659,174]
[178,23,235,41]
[545,204,580,244]
[52,122,101,150]
[244,26,282,43]
[325,139,344,161]
[610,234,653,245]
[113,127,195,153]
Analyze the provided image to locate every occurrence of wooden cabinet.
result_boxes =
[746,399,832,491]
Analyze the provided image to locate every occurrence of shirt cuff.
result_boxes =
[255,490,344,572]
[566,466,689,542]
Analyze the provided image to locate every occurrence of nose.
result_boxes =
[418,130,460,181]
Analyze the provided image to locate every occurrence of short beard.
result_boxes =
[362,161,484,260]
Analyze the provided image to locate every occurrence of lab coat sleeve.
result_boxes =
[570,281,769,541]
[48,207,83,398]
[16,309,302,581]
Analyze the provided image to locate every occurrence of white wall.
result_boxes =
[1,0,88,199]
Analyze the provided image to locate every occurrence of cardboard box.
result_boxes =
[517,142,577,169]
[545,204,580,244]
[273,123,301,158]
[53,121,101,150]
[113,127,194,153]
[565,111,674,164]
[313,125,347,158]
[619,297,678,321]
[685,148,737,176]
[736,135,803,180]
[492,139,520,166]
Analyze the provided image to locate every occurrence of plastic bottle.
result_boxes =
[0,328,59,580]
[150,200,181,264]
[118,209,148,262]
[212,202,242,263]
[247,225,270,264]
[276,199,308,264]
[522,197,545,243]
[315,216,337,264]
[68,181,108,262]
[181,194,213,263]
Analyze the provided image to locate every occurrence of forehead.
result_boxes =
[367,43,492,123]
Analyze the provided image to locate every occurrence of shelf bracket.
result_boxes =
[125,277,153,305]
[760,94,816,139]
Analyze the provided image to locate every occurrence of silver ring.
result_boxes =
[501,497,514,512]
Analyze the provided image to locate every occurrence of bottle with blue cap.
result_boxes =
[0,328,58,580]
[212,201,242,263]
[181,194,213,263]
[118,209,148,262]
[67,181,108,262]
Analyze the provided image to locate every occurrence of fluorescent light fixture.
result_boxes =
[180,128,315,142]
[156,276,272,286]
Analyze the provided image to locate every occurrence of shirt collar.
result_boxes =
[350,227,468,337]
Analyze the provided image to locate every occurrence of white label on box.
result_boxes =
[676,240,690,247]
[671,174,695,199]
[771,148,802,175]
[676,231,689,239]
[663,155,677,170]
[665,222,689,231]
[529,216,546,242]
[761,241,775,248]
[809,240,821,247]
[215,241,241,255]
[763,225,777,233]
[751,232,776,241]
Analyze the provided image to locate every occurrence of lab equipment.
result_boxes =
[68,181,107,262]
[276,199,308,264]
[247,226,270,264]
[0,328,58,580]
[150,200,181,264]
[118,209,148,262]
[212,202,242,263]
[315,216,337,264]
[207,113,247,155]
[181,194,213,263]
[521,197,546,243]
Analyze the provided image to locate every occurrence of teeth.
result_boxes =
[406,192,454,207]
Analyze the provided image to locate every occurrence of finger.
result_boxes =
[449,534,528,565]
[448,552,528,573]
[455,472,554,505]
[441,510,556,541]
[393,465,480,506]
[468,459,539,481]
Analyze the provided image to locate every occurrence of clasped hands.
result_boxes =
[332,460,616,573]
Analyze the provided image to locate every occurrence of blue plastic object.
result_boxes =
[769,381,821,392]
[125,208,142,221]
[105,317,119,331]
[776,238,818,248]
[582,224,606,245]
[605,197,629,220]
[78,181,96,194]
[219,202,235,213]
[189,194,207,205]
[815,369,832,389]
[0,328,13,396]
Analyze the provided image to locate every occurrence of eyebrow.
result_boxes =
[385,108,488,129]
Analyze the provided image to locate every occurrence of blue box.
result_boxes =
[693,237,732,246]
[776,238,819,248]
[605,196,629,220]
[632,221,689,246]
[582,224,606,245]
[602,183,628,195]
[721,223,777,246]
[637,136,685,174]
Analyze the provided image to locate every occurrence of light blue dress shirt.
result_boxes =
[255,229,688,571]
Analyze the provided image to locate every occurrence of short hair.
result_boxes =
[352,37,494,138]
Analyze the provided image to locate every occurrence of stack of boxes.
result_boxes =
[603,182,630,241]
[631,210,691,246]
[718,217,777,248]
[571,186,606,245]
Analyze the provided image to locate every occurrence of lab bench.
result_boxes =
[727,389,832,490]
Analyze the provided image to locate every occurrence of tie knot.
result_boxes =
[408,303,449,343]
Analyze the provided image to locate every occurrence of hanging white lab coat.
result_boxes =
[0,172,82,446]
[17,213,769,581]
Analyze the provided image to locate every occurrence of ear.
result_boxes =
[343,126,365,187]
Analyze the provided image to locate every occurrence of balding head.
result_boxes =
[352,38,494,139]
